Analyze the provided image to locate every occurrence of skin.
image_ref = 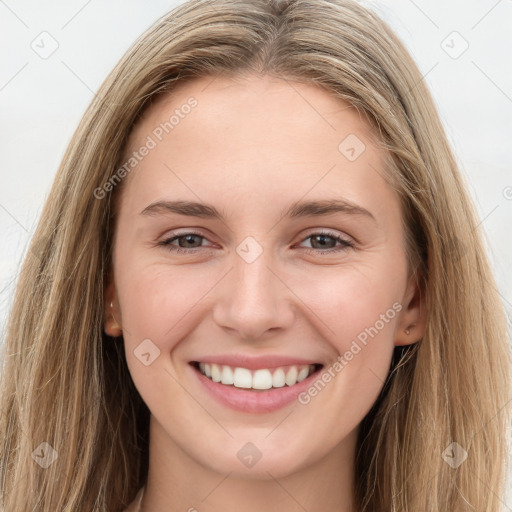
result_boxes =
[104,73,426,512]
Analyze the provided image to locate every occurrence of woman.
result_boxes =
[1,0,510,510]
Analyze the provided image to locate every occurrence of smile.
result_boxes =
[190,360,324,413]
[194,362,320,390]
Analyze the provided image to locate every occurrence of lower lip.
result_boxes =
[190,363,322,414]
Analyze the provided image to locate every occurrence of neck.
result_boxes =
[140,415,358,512]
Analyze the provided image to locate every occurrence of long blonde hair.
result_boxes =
[1,0,510,510]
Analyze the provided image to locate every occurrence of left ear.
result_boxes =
[395,270,427,346]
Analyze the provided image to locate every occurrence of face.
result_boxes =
[106,73,424,479]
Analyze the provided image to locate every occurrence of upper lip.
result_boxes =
[190,354,323,370]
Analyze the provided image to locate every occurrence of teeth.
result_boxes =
[233,367,252,388]
[252,369,273,390]
[221,365,234,385]
[197,363,317,389]
[284,366,298,386]
[211,364,222,382]
[297,367,309,382]
[272,368,285,388]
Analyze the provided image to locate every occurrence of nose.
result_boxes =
[212,242,295,341]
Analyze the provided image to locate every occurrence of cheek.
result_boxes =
[117,262,211,344]
[294,265,402,405]
[114,261,214,415]
[295,262,403,346]
[114,246,225,397]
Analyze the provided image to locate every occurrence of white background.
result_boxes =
[1,0,511,504]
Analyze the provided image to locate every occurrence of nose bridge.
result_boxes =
[232,235,280,310]
[212,235,294,339]
[235,237,274,299]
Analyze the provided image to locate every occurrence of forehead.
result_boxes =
[128,73,381,152]
[117,73,395,219]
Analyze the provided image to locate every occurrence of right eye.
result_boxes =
[158,232,214,254]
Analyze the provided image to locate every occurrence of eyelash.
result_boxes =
[157,230,354,255]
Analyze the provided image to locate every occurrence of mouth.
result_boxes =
[190,361,324,392]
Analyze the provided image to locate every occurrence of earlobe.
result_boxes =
[395,272,427,346]
[104,301,123,337]
[103,273,123,337]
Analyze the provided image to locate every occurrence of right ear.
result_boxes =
[103,268,122,336]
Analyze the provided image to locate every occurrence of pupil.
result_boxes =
[313,235,331,248]
[183,235,199,247]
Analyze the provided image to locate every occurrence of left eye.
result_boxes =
[158,231,354,255]
[298,232,354,253]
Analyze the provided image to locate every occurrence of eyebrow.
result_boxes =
[140,198,375,222]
